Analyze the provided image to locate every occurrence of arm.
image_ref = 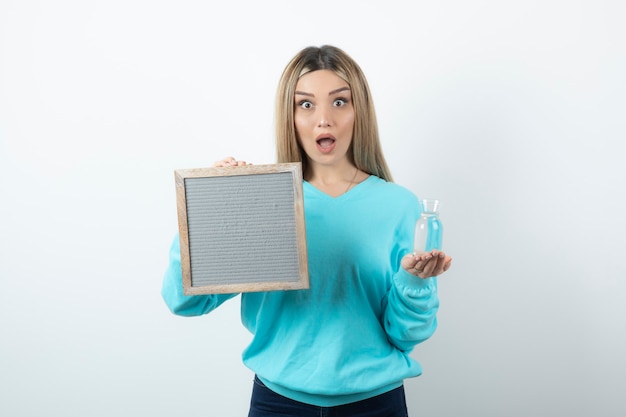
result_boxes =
[161,234,238,316]
[382,194,452,352]
[161,157,251,315]
[383,269,439,352]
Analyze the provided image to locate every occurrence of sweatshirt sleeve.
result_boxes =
[383,269,439,352]
[381,188,439,352]
[161,234,238,316]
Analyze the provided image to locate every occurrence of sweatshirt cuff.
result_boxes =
[394,268,436,291]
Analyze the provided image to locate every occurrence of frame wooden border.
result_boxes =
[175,163,309,295]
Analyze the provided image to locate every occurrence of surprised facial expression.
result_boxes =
[294,70,355,167]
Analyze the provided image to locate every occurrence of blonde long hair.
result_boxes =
[275,45,393,182]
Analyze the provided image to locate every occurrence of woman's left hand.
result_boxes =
[402,250,452,279]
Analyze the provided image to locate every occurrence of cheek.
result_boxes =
[293,121,305,147]
[294,114,310,137]
[342,113,355,135]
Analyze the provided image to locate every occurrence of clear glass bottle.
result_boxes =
[414,198,443,254]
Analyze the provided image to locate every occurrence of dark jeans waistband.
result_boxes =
[248,375,409,417]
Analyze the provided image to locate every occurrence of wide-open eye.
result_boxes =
[298,100,313,109]
[333,98,348,107]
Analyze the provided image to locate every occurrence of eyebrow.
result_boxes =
[294,86,351,97]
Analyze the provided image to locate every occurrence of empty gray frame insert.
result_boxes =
[175,163,309,295]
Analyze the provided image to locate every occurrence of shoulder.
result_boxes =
[358,176,421,227]
[366,176,419,205]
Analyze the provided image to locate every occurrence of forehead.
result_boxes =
[295,69,350,94]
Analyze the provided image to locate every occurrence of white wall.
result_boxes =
[1,1,624,416]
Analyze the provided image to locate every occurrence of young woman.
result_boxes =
[162,45,452,417]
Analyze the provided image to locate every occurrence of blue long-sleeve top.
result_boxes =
[162,175,439,407]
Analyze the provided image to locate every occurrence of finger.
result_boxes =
[430,255,452,276]
[223,157,242,167]
[421,257,438,277]
[432,257,447,276]
[402,253,420,272]
[415,252,431,266]
[442,256,452,272]
[212,156,234,167]
[411,252,433,276]
[425,251,447,275]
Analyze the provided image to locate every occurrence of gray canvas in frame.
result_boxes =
[175,163,309,294]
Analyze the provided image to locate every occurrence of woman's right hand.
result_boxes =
[212,157,251,167]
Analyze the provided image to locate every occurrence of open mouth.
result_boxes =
[316,135,336,153]
[317,138,335,149]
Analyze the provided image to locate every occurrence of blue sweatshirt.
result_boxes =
[161,175,439,407]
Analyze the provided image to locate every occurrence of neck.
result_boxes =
[305,161,365,197]
[305,160,355,184]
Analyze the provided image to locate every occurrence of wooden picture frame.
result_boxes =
[175,163,309,295]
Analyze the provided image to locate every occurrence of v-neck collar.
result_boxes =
[303,175,376,201]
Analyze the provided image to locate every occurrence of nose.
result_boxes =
[318,118,330,128]
[317,106,332,128]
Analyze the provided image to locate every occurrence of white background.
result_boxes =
[1,1,624,416]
